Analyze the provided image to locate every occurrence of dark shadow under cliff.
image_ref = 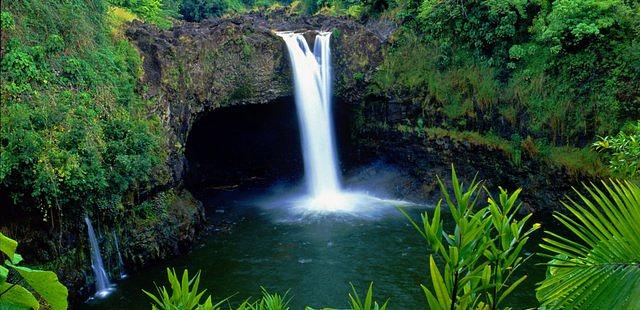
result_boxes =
[184,97,358,191]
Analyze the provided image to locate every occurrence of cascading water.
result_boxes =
[278,31,343,208]
[84,216,113,297]
[276,30,410,215]
[112,231,127,279]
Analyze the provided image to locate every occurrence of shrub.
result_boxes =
[1,10,15,30]
[144,269,222,310]
[593,121,640,177]
[1,1,166,220]
[399,166,540,309]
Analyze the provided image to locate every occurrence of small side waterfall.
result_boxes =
[112,231,127,279]
[278,31,341,201]
[84,216,113,297]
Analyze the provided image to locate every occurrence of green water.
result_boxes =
[83,186,545,309]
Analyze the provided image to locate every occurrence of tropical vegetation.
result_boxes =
[2,0,639,308]
[3,0,637,226]
[593,121,640,178]
[144,268,388,309]
[0,232,68,309]
[399,167,540,309]
[144,170,640,309]
[537,180,640,309]
[1,0,168,222]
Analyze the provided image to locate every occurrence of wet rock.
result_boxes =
[0,188,204,305]
[352,125,595,218]
[126,11,385,188]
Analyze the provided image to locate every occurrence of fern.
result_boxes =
[537,180,640,309]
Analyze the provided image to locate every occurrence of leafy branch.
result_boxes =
[399,165,540,309]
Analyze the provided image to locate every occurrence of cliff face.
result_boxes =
[126,9,592,224]
[0,12,386,304]
[126,11,386,186]
[6,9,594,304]
[5,188,204,304]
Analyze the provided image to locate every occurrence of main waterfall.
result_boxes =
[278,31,343,208]
[276,30,409,215]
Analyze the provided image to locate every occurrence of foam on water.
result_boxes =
[277,31,413,216]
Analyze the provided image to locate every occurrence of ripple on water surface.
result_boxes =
[82,184,544,309]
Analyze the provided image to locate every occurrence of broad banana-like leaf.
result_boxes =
[7,264,68,310]
[0,233,17,261]
[0,283,40,309]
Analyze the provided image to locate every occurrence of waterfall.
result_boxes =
[278,31,342,204]
[270,30,411,216]
[84,216,113,297]
[112,231,127,279]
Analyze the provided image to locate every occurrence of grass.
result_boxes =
[107,6,139,39]
[393,124,606,177]
[546,146,607,177]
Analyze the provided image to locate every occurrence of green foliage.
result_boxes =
[537,180,640,308]
[304,283,388,310]
[371,0,639,147]
[369,29,433,99]
[316,0,369,19]
[0,232,69,309]
[144,269,294,310]
[1,0,166,220]
[593,121,640,178]
[253,287,291,310]
[108,0,173,27]
[399,166,540,309]
[346,283,388,310]
[179,0,246,21]
[146,269,390,309]
[144,268,222,310]
[417,0,534,69]
[1,10,15,30]
[531,0,634,54]
[174,0,398,21]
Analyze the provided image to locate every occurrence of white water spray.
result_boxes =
[112,231,127,279]
[278,31,343,207]
[84,216,113,297]
[276,30,413,215]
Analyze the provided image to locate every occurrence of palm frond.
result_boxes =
[537,180,640,309]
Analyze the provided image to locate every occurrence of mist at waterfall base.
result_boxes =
[81,32,546,308]
[273,31,407,217]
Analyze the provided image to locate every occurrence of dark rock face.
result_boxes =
[0,12,384,305]
[126,11,386,187]
[1,188,203,304]
[352,101,595,218]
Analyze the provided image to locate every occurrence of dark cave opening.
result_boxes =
[184,96,357,191]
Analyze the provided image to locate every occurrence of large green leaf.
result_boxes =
[0,283,39,309]
[0,233,17,261]
[537,180,640,309]
[0,266,8,284]
[7,265,68,310]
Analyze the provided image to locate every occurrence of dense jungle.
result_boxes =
[1,0,639,309]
